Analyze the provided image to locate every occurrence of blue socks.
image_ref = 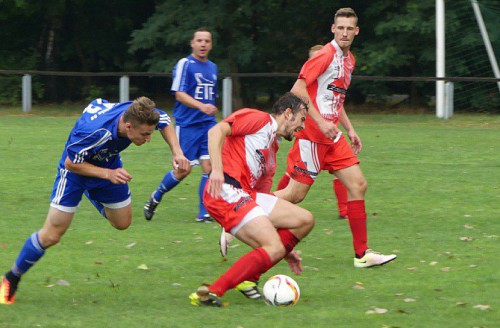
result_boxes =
[11,232,45,277]
[153,170,181,202]
[198,173,209,217]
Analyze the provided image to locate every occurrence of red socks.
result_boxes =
[209,230,300,297]
[333,179,348,217]
[347,200,368,258]
[276,174,291,191]
[209,248,273,297]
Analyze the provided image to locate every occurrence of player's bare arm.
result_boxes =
[64,157,132,184]
[206,122,231,198]
[175,91,218,116]
[339,108,362,154]
[291,79,340,139]
[159,124,190,171]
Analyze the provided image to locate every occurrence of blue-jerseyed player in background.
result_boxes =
[144,28,218,223]
[0,97,190,304]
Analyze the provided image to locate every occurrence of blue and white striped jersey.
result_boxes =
[171,54,218,127]
[58,98,170,170]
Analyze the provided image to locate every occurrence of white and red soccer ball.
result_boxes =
[262,274,300,307]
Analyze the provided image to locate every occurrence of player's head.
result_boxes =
[191,28,213,61]
[122,96,159,145]
[331,8,359,52]
[272,92,308,141]
[308,44,324,58]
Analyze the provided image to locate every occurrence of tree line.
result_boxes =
[0,0,498,111]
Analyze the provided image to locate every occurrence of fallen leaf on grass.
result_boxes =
[404,298,416,302]
[395,293,404,296]
[396,309,410,314]
[441,267,450,272]
[94,261,104,265]
[85,240,93,245]
[303,266,319,271]
[463,214,472,217]
[57,280,70,286]
[178,198,187,200]
[172,241,182,244]
[366,307,388,314]
[459,237,473,241]
[194,237,204,240]
[463,225,474,229]
[407,267,418,271]
[125,242,136,249]
[469,264,477,268]
[429,261,438,266]
[455,302,467,306]
[137,264,150,270]
[473,304,490,310]
[323,229,333,235]
[352,285,365,290]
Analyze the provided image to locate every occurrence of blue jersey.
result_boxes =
[171,54,218,127]
[59,98,170,170]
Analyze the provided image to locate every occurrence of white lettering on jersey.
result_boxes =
[194,73,215,101]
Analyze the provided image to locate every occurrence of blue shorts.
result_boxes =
[50,168,131,213]
[176,121,216,165]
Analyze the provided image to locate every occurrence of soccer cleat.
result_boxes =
[189,284,224,307]
[354,249,397,268]
[0,275,19,305]
[195,214,214,223]
[235,280,263,300]
[144,194,160,221]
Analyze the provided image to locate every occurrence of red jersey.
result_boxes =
[221,108,279,195]
[295,40,356,144]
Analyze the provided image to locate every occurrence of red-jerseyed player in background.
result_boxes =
[275,8,397,268]
[278,44,350,220]
[189,92,313,307]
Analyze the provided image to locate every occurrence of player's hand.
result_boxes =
[207,169,224,198]
[284,250,303,275]
[318,120,341,140]
[348,131,362,155]
[107,168,132,184]
[172,154,190,172]
[200,103,218,116]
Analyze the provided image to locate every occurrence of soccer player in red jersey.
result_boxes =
[275,8,397,268]
[189,92,313,307]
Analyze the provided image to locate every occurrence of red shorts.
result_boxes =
[204,184,278,233]
[285,134,360,185]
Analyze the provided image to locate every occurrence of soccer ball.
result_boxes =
[262,274,300,306]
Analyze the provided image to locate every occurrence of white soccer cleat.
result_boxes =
[353,249,397,268]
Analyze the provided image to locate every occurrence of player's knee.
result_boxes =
[175,166,191,180]
[39,230,63,248]
[109,216,132,230]
[265,242,286,262]
[287,190,307,204]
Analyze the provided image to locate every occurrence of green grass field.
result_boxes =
[0,110,498,327]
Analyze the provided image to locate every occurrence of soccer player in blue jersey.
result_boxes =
[144,28,219,223]
[0,97,189,304]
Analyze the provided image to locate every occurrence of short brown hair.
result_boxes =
[334,7,358,25]
[123,96,159,127]
[272,92,308,116]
